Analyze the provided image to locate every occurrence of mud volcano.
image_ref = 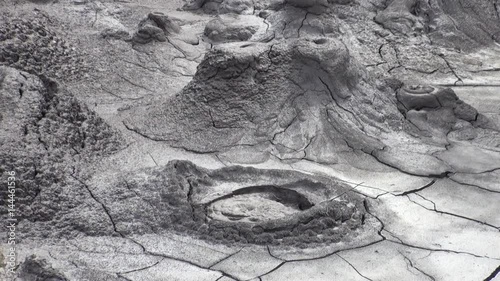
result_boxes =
[125,37,403,161]
[125,37,495,176]
[102,160,373,247]
[0,66,123,237]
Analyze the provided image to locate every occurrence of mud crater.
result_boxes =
[206,185,314,223]
[154,161,370,247]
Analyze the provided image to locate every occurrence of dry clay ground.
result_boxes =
[1,0,500,280]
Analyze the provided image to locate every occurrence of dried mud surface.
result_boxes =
[1,0,500,280]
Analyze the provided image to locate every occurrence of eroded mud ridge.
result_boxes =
[112,161,371,247]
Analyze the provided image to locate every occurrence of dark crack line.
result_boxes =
[286,164,391,199]
[124,236,244,281]
[101,86,150,101]
[267,245,285,261]
[207,109,244,129]
[448,176,500,194]
[116,73,155,93]
[466,167,500,175]
[369,148,450,178]
[433,83,500,87]
[122,120,177,143]
[124,181,157,215]
[336,254,374,281]
[260,238,386,280]
[387,239,500,260]
[378,43,387,60]
[209,248,244,269]
[186,179,198,221]
[116,274,134,281]
[118,258,164,275]
[397,179,437,196]
[438,54,463,85]
[165,36,188,59]
[66,240,147,257]
[319,76,366,131]
[147,152,159,166]
[371,196,499,260]
[214,154,228,167]
[91,8,98,27]
[298,12,309,38]
[407,194,500,230]
[69,174,123,237]
[469,68,500,73]
[399,251,436,281]
[484,265,500,281]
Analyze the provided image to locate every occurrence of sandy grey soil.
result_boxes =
[1,0,500,280]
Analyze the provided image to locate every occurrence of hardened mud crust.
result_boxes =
[115,160,370,248]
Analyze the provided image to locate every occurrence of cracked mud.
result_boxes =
[1,0,500,280]
[106,161,373,247]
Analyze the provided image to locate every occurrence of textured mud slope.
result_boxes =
[125,37,497,176]
[0,66,123,237]
[90,160,376,247]
[0,16,87,81]
[125,38,402,154]
[1,0,500,280]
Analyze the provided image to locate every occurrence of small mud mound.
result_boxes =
[102,160,373,247]
[0,16,87,80]
[0,66,123,234]
[397,85,483,142]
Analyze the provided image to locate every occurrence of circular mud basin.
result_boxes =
[403,84,435,94]
[112,161,374,248]
[181,166,370,247]
[207,186,314,223]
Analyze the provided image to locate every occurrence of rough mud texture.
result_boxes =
[204,15,265,42]
[2,0,500,280]
[376,0,500,50]
[93,160,371,247]
[0,66,123,237]
[133,12,181,44]
[0,16,87,81]
[16,255,68,281]
[125,37,497,177]
[125,38,400,156]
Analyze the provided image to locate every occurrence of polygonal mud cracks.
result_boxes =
[106,160,375,248]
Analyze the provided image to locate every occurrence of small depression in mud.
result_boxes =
[206,185,315,223]
[114,161,376,247]
[179,162,371,247]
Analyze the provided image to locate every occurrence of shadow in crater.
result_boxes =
[206,185,315,211]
